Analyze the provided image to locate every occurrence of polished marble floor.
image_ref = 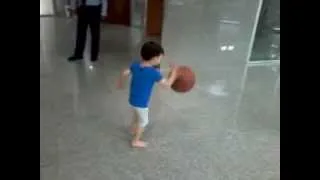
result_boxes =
[40,10,279,180]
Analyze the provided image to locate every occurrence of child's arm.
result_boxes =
[117,68,130,89]
[158,66,178,88]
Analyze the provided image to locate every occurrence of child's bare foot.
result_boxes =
[131,140,147,148]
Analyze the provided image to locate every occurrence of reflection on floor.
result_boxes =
[40,17,280,180]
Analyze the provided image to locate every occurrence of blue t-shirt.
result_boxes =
[129,62,163,108]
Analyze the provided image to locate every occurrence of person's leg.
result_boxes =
[89,6,101,62]
[69,7,88,60]
[130,109,139,135]
[132,107,149,148]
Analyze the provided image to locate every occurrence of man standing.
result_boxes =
[68,0,107,62]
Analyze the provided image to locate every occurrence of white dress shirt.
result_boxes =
[70,0,107,17]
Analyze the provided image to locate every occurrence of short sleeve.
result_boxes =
[130,62,137,72]
[154,69,163,82]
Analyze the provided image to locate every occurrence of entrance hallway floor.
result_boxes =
[40,17,279,180]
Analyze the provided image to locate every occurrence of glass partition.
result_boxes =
[250,0,280,62]
[131,0,147,29]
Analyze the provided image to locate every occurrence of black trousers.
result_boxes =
[74,5,101,59]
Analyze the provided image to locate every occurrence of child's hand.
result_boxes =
[168,62,179,75]
[116,68,130,90]
[168,62,176,69]
[116,80,124,89]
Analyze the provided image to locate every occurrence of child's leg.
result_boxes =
[132,126,145,147]
[130,109,139,134]
[131,107,149,148]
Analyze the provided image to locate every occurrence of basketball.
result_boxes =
[170,66,196,93]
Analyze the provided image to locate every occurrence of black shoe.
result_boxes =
[68,55,83,61]
[91,57,98,62]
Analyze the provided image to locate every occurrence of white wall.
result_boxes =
[40,0,55,15]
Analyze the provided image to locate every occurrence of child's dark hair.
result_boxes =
[140,41,164,61]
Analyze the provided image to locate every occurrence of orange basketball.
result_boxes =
[170,66,196,93]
